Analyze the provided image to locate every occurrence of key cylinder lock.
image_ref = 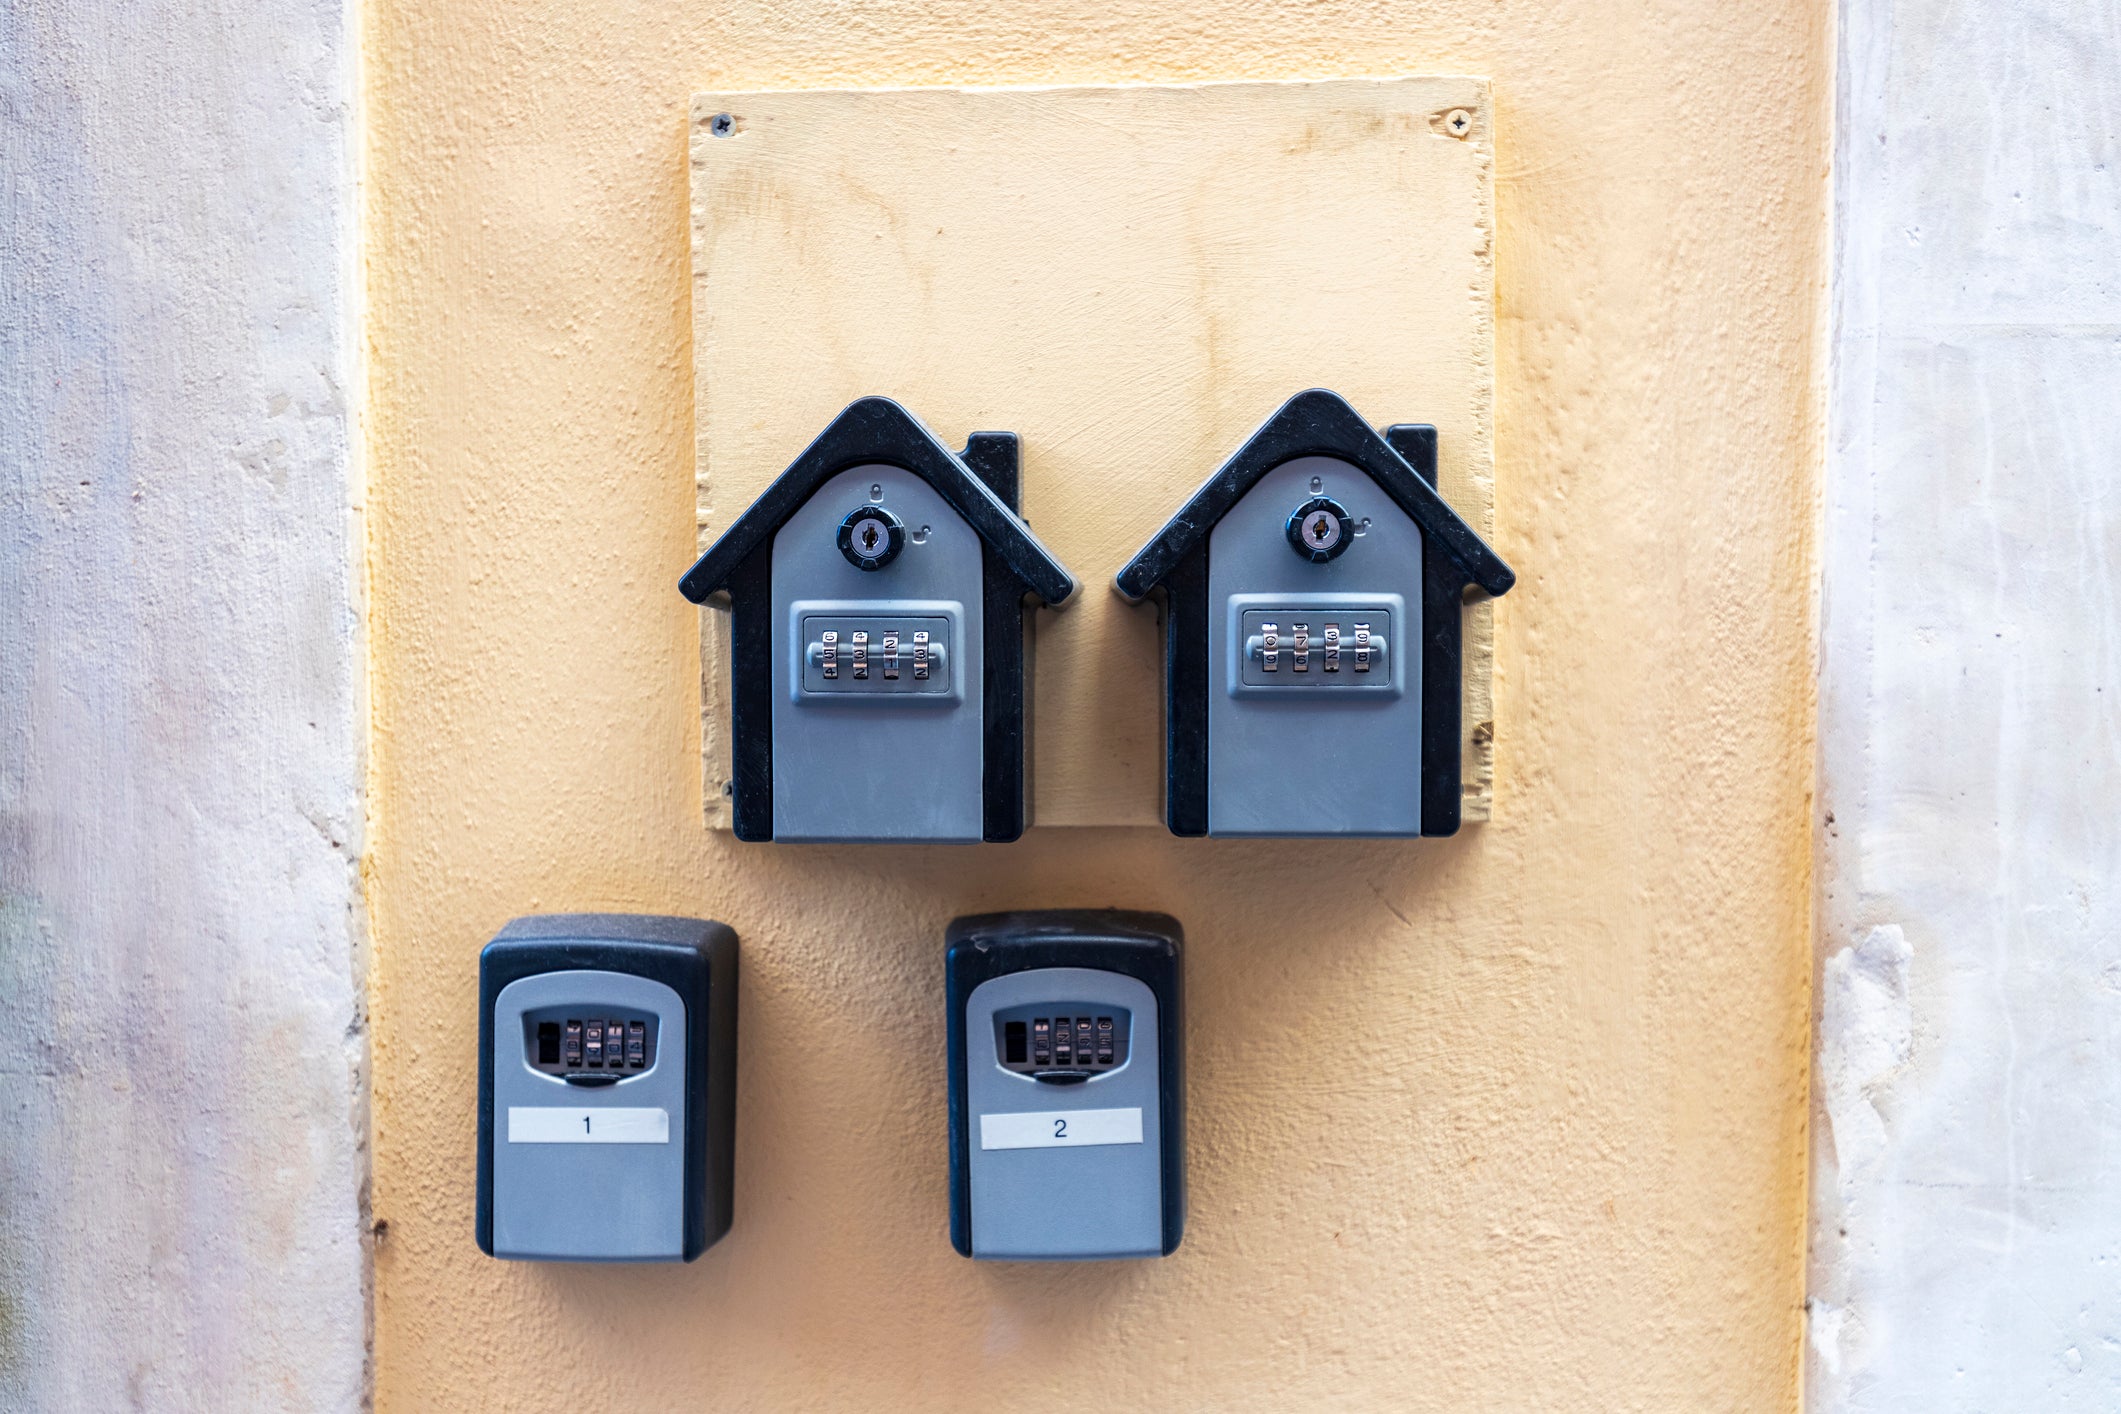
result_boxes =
[837,504,905,571]
[1286,495,1353,563]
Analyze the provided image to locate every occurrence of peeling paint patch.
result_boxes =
[1807,1297,1849,1380]
[1818,924,1913,1200]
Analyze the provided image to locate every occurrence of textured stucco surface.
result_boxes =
[365,2,1827,1409]
[1809,0,2121,1404]
[0,0,369,1406]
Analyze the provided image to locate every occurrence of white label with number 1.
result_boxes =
[979,1107,1143,1151]
[508,1106,669,1144]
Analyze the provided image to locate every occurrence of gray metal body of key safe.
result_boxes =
[963,967,1165,1260]
[490,970,689,1261]
[1207,455,1423,836]
[770,462,985,843]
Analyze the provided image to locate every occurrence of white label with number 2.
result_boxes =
[979,1106,1143,1151]
[508,1106,669,1144]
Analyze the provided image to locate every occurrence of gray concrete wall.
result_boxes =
[0,0,369,1406]
[1811,0,2121,1404]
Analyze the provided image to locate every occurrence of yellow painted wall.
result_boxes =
[364,3,1825,1410]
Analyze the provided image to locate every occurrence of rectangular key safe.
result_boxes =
[947,910,1185,1261]
[477,914,738,1263]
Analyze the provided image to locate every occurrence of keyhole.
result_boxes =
[1288,495,1350,560]
[840,508,902,568]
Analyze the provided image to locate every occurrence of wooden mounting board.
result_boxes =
[690,77,1497,828]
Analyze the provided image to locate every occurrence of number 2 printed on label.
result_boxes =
[979,1107,1142,1150]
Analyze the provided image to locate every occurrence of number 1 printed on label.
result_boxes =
[507,1106,670,1144]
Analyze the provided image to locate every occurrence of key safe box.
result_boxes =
[476,914,738,1262]
[679,397,1076,844]
[946,910,1186,1261]
[1116,388,1516,838]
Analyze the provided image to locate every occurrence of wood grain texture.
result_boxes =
[689,80,1497,828]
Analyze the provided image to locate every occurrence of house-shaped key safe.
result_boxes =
[1115,389,1515,838]
[679,398,1076,844]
